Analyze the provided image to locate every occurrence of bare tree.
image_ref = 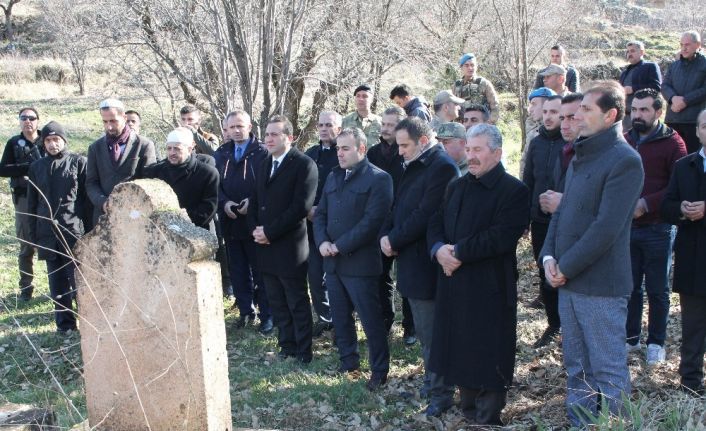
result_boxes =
[0,0,20,42]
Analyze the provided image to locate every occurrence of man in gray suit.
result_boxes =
[541,81,644,427]
[86,99,156,224]
[313,128,393,391]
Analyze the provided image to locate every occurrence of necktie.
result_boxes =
[271,160,279,177]
[235,146,243,161]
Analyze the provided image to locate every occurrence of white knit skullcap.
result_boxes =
[98,98,125,110]
[166,127,194,146]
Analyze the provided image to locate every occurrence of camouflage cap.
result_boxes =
[437,122,467,140]
[539,64,567,76]
[433,90,465,106]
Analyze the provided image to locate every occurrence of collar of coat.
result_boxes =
[466,161,505,189]
[331,157,368,179]
[410,142,442,167]
[574,122,624,159]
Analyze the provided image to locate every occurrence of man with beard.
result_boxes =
[429,124,528,426]
[0,107,43,301]
[305,111,342,336]
[662,30,706,154]
[86,98,156,225]
[215,110,272,333]
[342,84,382,146]
[624,89,686,364]
[380,117,458,416]
[520,87,556,181]
[142,127,219,229]
[367,106,416,344]
[453,53,500,124]
[523,95,564,348]
[180,105,220,156]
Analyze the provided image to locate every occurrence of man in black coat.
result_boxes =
[522,95,564,348]
[304,110,342,337]
[0,107,43,301]
[313,128,393,390]
[367,106,416,343]
[380,117,459,416]
[429,124,529,425]
[661,109,706,396]
[249,115,318,364]
[142,127,219,229]
[28,121,90,333]
[215,110,272,334]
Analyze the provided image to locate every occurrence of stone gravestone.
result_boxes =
[75,180,231,431]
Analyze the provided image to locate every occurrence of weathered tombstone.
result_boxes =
[75,180,231,431]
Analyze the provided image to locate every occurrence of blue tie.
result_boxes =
[235,146,244,161]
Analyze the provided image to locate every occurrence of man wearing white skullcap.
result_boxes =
[141,127,219,229]
[86,98,156,224]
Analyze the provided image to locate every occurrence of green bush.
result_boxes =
[33,61,70,84]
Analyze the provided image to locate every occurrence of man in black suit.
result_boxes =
[249,115,318,364]
[380,117,459,416]
[313,128,393,391]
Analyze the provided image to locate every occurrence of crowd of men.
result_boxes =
[2,30,706,427]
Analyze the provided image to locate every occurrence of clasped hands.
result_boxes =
[543,258,567,288]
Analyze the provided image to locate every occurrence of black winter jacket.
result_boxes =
[27,152,89,260]
[0,133,44,194]
[522,126,564,224]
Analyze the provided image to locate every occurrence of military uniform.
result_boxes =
[452,76,500,123]
[342,111,382,147]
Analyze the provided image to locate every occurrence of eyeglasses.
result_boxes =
[19,115,38,121]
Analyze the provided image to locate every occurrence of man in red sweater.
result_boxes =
[624,88,687,364]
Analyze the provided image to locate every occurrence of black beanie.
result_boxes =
[41,121,67,143]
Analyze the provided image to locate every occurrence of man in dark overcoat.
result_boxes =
[379,117,459,416]
[249,115,318,364]
[428,124,529,426]
[661,108,706,396]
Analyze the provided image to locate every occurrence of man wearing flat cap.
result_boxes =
[452,53,500,124]
[437,122,469,175]
[141,127,219,229]
[533,45,580,93]
[86,98,156,224]
[540,65,570,97]
[430,91,465,132]
[342,85,382,146]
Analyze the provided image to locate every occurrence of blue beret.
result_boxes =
[458,53,476,66]
[528,87,557,101]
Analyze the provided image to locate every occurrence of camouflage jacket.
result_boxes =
[519,117,541,178]
[452,75,500,123]
[342,111,382,147]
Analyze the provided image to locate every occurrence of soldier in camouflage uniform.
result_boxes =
[342,84,382,147]
[452,53,500,124]
[0,108,44,301]
[180,105,220,156]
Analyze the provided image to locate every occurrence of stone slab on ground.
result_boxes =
[0,402,56,430]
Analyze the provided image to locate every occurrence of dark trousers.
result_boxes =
[327,273,389,374]
[226,238,271,321]
[307,235,331,323]
[214,216,232,295]
[14,194,35,293]
[378,255,415,334]
[459,387,506,426]
[46,254,77,331]
[626,223,673,346]
[530,221,560,328]
[679,293,706,392]
[262,273,313,361]
[668,123,699,154]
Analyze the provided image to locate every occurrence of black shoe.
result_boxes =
[297,354,312,365]
[259,318,274,335]
[235,313,255,328]
[313,321,333,337]
[533,326,560,348]
[366,373,387,391]
[680,384,705,398]
[19,286,33,302]
[528,294,544,309]
[336,364,361,375]
[425,399,454,417]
